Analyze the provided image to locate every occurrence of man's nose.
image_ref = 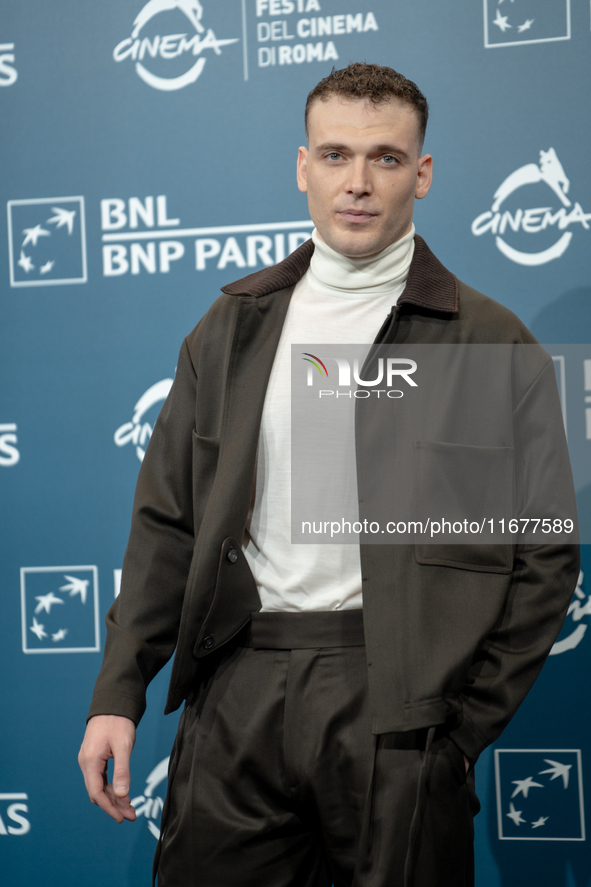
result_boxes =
[345,159,372,197]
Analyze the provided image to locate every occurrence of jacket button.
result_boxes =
[227,548,238,564]
[202,635,215,650]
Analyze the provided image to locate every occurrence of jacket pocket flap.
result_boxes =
[414,441,514,572]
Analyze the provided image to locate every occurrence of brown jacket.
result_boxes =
[88,236,579,762]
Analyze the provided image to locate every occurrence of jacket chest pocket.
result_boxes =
[413,440,514,573]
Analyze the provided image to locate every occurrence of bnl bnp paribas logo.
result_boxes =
[20,566,100,654]
[484,0,570,48]
[471,148,590,266]
[102,194,313,278]
[7,197,87,287]
[495,749,585,841]
[113,0,239,91]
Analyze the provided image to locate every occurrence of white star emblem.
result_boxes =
[22,224,51,247]
[517,19,534,33]
[506,802,526,826]
[40,260,55,274]
[493,9,512,31]
[52,628,68,642]
[539,760,571,789]
[59,575,89,604]
[34,591,65,615]
[47,207,76,235]
[29,616,48,640]
[511,776,544,798]
[531,816,549,829]
[17,251,34,273]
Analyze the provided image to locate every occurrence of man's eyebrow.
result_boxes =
[314,143,350,154]
[372,143,410,159]
[314,142,410,159]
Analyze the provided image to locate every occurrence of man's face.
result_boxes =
[297,95,432,257]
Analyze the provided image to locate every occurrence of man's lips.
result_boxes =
[336,210,378,223]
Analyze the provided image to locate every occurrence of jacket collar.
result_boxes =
[221,234,459,314]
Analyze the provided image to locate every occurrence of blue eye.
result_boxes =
[382,155,397,164]
[327,153,341,160]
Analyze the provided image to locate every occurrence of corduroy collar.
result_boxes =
[221,234,459,314]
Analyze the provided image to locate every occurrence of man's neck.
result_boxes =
[309,225,415,297]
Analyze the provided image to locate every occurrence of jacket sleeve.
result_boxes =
[449,356,580,761]
[87,336,198,725]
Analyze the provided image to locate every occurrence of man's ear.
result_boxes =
[297,146,309,193]
[415,153,433,200]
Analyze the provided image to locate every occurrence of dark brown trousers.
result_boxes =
[156,611,479,887]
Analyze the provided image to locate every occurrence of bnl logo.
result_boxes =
[20,566,100,654]
[495,749,585,840]
[7,197,87,287]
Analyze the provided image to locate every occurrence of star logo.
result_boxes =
[511,776,543,798]
[17,251,34,273]
[59,575,89,605]
[20,565,99,654]
[34,592,65,615]
[22,224,50,247]
[484,0,570,48]
[47,206,76,235]
[493,9,511,32]
[7,196,87,287]
[495,749,585,841]
[507,802,526,826]
[29,616,48,641]
[539,760,571,790]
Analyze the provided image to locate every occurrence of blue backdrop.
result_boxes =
[1,2,590,885]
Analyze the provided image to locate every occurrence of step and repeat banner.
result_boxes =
[1,2,590,885]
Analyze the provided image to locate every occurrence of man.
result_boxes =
[79,64,579,886]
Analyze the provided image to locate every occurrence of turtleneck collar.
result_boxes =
[308,224,415,297]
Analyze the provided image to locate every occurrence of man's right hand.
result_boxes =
[78,714,137,823]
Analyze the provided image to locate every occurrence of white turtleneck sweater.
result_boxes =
[243,225,415,612]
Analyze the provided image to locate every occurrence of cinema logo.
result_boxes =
[101,194,313,276]
[131,757,169,840]
[303,352,418,398]
[113,0,239,91]
[471,148,590,266]
[114,377,174,462]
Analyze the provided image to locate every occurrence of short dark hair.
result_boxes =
[305,62,429,149]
